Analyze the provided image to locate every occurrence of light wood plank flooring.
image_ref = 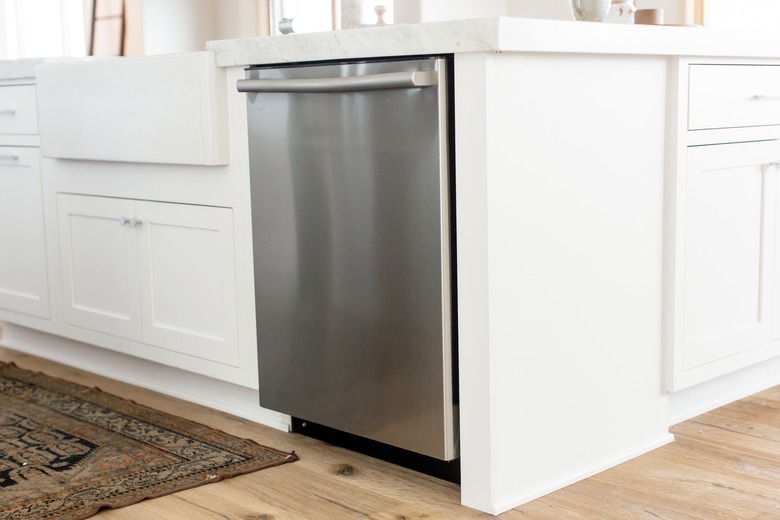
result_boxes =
[1,347,779,519]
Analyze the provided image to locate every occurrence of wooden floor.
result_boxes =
[1,347,779,519]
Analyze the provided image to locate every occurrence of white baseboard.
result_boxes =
[668,355,780,426]
[0,323,290,432]
[490,433,675,516]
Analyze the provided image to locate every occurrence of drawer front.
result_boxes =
[689,64,780,130]
[0,85,38,135]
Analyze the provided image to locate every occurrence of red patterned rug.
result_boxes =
[0,362,297,519]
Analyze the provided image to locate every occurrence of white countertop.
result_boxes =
[0,57,83,81]
[0,58,50,80]
[207,16,780,68]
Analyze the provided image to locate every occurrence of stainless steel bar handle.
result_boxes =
[0,153,19,161]
[237,70,437,93]
[0,108,16,115]
[751,94,780,101]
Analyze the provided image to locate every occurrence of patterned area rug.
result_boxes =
[0,362,297,519]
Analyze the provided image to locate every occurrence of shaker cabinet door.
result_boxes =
[57,194,143,340]
[56,193,239,369]
[0,147,49,318]
[672,140,780,389]
[136,201,239,367]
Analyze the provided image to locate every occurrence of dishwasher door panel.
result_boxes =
[245,58,456,460]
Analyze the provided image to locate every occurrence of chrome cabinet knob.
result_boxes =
[119,216,142,228]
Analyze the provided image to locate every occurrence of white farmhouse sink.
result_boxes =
[36,52,228,166]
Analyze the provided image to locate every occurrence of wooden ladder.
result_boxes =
[89,0,125,56]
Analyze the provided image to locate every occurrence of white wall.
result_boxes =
[141,0,260,55]
[506,0,571,20]
[507,0,688,24]
[395,0,689,25]
[395,0,510,22]
[704,0,780,31]
[421,0,509,20]
[142,0,217,55]
[216,0,261,40]
[0,0,85,59]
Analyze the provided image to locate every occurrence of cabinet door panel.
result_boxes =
[57,194,142,339]
[0,147,49,318]
[683,141,777,370]
[136,202,238,366]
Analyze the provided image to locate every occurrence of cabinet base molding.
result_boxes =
[0,323,289,432]
[668,354,780,426]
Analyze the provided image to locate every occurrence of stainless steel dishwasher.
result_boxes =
[238,56,458,479]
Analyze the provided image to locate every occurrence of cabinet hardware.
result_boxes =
[119,216,142,227]
[751,95,780,101]
[0,108,15,115]
[0,154,19,161]
[762,162,780,174]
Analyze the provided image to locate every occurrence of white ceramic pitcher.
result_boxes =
[569,0,612,22]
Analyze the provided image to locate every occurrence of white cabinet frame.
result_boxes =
[667,57,780,391]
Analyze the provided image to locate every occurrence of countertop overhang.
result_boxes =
[0,58,68,81]
[207,16,780,68]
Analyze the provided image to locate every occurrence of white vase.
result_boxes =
[340,0,363,29]
[570,0,612,22]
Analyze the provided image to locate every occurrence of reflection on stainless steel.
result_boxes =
[244,57,457,461]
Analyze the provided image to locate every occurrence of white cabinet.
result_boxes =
[0,85,38,135]
[0,81,49,321]
[57,194,239,367]
[57,195,141,337]
[688,65,780,131]
[669,59,780,390]
[0,147,49,318]
[679,141,778,373]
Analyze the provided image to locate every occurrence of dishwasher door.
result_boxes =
[241,57,456,462]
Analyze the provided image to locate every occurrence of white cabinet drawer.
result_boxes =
[689,65,780,131]
[0,85,38,135]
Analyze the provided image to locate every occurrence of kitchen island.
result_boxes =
[3,17,780,516]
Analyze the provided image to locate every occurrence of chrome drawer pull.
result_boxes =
[0,108,15,115]
[0,154,19,161]
[751,94,780,101]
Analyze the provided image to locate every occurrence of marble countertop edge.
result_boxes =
[208,16,780,68]
[0,57,87,81]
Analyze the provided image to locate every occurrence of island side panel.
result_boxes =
[454,52,672,514]
[452,52,496,512]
